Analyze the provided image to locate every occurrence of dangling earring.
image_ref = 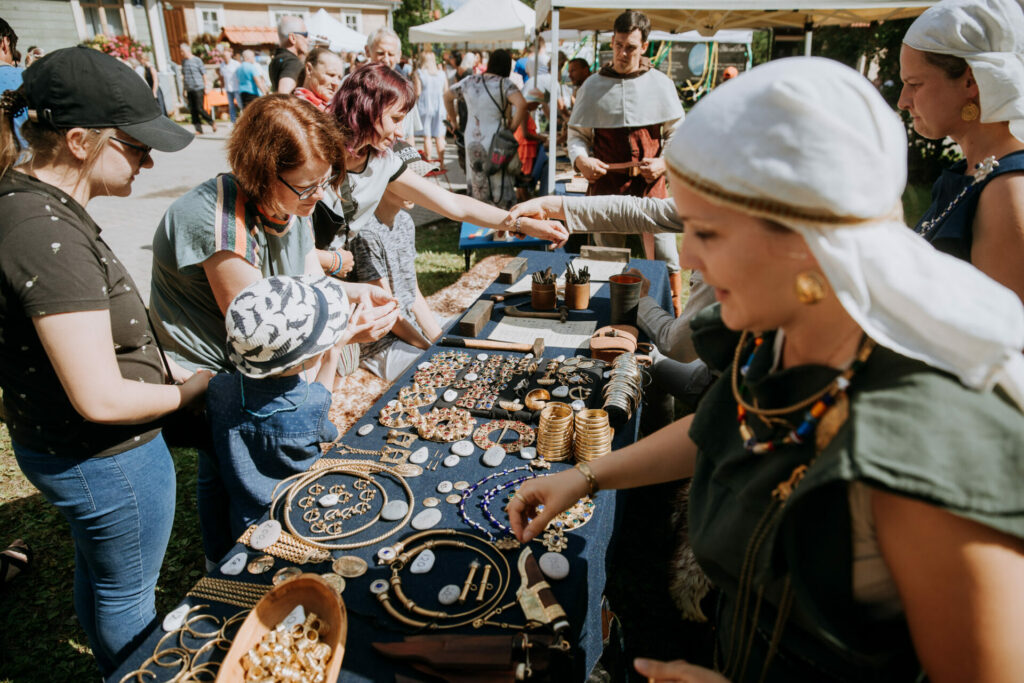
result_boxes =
[960,101,980,122]
[794,271,828,305]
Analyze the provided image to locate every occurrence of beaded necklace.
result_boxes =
[914,155,998,241]
[731,331,875,454]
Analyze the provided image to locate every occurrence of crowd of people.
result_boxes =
[1,0,1024,679]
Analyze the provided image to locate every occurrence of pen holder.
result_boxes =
[531,282,557,311]
[564,282,591,311]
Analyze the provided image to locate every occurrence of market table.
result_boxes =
[109,251,671,683]
[457,222,558,271]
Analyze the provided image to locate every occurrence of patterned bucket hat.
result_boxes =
[226,275,350,378]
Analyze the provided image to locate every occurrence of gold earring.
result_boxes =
[961,102,980,122]
[794,271,828,305]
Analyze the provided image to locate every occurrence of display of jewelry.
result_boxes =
[268,460,415,551]
[418,407,476,442]
[472,419,535,453]
[602,352,645,425]
[379,403,422,429]
[239,610,334,682]
[573,409,612,462]
[536,402,574,462]
[371,529,516,630]
[397,383,437,408]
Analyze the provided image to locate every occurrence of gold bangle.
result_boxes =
[574,462,599,496]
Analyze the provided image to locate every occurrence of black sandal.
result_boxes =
[0,539,32,588]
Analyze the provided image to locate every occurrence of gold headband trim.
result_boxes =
[666,158,886,227]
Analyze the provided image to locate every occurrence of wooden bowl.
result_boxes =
[216,574,347,682]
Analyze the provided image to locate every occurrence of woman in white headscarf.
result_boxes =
[899,0,1024,302]
[507,57,1024,683]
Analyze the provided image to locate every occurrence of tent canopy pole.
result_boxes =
[547,8,559,194]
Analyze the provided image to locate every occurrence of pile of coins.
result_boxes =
[536,402,574,462]
[240,611,332,682]
[573,409,612,462]
[602,352,645,426]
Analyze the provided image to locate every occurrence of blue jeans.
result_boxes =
[14,436,175,676]
[226,90,242,122]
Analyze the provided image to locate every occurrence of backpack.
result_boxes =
[481,77,519,176]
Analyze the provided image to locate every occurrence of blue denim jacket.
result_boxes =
[207,372,337,540]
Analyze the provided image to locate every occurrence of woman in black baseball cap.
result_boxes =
[0,46,209,676]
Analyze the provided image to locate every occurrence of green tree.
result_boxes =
[393,0,437,54]
[815,19,959,185]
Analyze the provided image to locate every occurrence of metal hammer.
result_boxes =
[504,304,569,324]
[438,336,545,357]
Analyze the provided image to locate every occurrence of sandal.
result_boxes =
[0,539,32,588]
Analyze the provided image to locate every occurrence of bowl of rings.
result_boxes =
[216,573,347,682]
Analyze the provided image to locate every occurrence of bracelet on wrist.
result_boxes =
[574,462,599,497]
[329,250,344,276]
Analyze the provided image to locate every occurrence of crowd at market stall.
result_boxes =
[1,0,1023,679]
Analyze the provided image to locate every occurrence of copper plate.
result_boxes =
[445,493,462,505]
[423,497,440,508]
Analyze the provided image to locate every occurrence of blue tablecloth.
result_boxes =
[109,252,671,683]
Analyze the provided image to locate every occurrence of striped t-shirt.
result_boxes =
[149,174,314,372]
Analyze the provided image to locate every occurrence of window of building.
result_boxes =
[81,0,127,38]
[343,12,361,32]
[195,4,224,36]
[268,6,310,28]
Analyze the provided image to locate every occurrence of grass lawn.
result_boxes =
[0,184,934,681]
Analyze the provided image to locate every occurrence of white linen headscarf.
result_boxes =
[665,57,1024,410]
[903,0,1024,142]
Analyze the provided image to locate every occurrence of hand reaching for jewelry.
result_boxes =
[506,196,567,223]
[634,657,730,683]
[507,468,588,543]
[511,215,569,249]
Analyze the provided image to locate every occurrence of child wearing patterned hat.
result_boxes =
[204,275,355,562]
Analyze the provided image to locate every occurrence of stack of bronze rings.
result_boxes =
[536,402,574,462]
[573,409,612,462]
[602,352,645,425]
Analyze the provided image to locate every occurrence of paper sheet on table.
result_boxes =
[569,258,630,282]
[488,318,597,350]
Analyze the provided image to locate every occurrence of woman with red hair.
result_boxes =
[322,63,567,246]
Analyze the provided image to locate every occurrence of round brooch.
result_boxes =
[418,407,476,442]
[472,420,535,453]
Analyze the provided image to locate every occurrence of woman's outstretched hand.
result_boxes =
[634,658,730,683]
[506,196,566,223]
[509,215,569,249]
[506,467,588,543]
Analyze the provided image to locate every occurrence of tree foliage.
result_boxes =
[393,0,437,55]
[815,19,960,185]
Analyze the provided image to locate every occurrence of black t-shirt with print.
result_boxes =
[269,48,302,92]
[0,171,164,458]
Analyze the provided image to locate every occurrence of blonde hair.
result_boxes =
[0,88,116,189]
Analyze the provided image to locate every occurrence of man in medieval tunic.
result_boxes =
[567,10,686,315]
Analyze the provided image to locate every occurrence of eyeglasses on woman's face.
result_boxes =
[277,171,338,200]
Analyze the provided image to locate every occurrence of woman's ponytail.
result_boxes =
[0,88,26,175]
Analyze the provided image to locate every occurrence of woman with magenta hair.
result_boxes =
[321,62,567,247]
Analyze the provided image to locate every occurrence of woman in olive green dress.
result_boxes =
[508,56,1024,683]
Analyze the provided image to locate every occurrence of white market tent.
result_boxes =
[308,8,368,52]
[408,0,535,44]
[536,0,935,190]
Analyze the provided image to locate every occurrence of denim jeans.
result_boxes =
[13,435,175,676]
[226,90,242,122]
[201,373,337,564]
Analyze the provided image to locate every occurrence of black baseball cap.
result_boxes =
[22,46,193,152]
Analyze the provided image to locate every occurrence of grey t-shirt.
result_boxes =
[150,174,314,372]
[351,209,421,357]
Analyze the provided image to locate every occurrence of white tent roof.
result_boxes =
[536,0,934,35]
[308,8,367,53]
[648,29,753,43]
[409,0,535,44]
